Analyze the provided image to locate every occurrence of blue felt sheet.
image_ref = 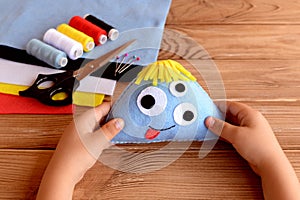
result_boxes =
[0,0,172,65]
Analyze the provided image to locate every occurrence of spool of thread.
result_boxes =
[57,24,95,52]
[43,28,83,60]
[26,39,68,69]
[84,14,119,41]
[69,16,107,46]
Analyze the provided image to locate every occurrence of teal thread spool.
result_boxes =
[26,39,68,69]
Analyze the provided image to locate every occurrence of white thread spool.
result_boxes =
[43,28,83,60]
[26,39,68,69]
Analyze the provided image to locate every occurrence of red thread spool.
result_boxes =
[69,16,107,46]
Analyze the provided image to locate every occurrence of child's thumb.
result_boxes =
[205,116,237,144]
[80,118,124,161]
[100,118,124,141]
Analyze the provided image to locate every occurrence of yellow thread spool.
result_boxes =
[57,24,95,52]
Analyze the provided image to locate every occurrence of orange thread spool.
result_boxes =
[69,16,107,46]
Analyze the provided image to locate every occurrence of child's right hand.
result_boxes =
[205,101,300,200]
[205,101,283,175]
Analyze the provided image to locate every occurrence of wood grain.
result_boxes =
[1,0,300,199]
[1,149,299,200]
[0,150,52,200]
[0,114,72,149]
[161,25,300,60]
[167,0,300,25]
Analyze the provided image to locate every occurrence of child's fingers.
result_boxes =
[78,118,124,161]
[94,102,112,121]
[99,118,125,140]
[74,102,112,134]
[205,116,240,144]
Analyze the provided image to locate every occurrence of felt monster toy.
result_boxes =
[108,60,222,144]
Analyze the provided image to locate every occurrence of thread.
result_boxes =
[69,16,107,46]
[84,14,119,41]
[43,28,83,60]
[26,39,68,69]
[57,24,95,52]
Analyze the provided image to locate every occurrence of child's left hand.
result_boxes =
[58,102,124,181]
[37,102,124,200]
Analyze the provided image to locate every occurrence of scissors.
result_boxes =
[19,40,135,106]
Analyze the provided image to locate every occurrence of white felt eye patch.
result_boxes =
[169,81,187,97]
[173,103,197,126]
[137,86,167,116]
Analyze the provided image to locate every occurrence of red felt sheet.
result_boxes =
[0,93,73,114]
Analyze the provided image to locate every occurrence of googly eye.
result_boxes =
[169,81,187,97]
[173,103,197,126]
[137,86,167,116]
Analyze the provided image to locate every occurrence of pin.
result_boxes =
[115,55,120,73]
[114,54,140,76]
[118,56,140,74]
[115,53,128,76]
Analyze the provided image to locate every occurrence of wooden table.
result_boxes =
[1,0,300,199]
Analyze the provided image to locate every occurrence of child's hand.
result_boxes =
[56,102,124,181]
[205,101,283,175]
[37,102,124,200]
[205,101,300,200]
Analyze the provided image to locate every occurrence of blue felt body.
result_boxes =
[108,79,223,144]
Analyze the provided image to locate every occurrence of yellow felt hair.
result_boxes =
[135,60,196,86]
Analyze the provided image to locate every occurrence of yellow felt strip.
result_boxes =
[165,66,174,81]
[144,64,156,80]
[168,60,197,81]
[135,67,148,85]
[149,67,157,80]
[0,82,104,107]
[165,69,172,83]
[153,75,158,86]
[177,73,190,81]
[73,91,104,106]
[158,64,164,82]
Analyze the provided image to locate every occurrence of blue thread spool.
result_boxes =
[26,39,68,69]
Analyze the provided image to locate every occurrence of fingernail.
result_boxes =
[115,118,125,130]
[207,117,215,128]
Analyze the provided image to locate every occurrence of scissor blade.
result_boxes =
[74,40,136,81]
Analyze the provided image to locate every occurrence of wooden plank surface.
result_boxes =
[159,25,300,60]
[1,0,300,199]
[1,149,300,200]
[167,0,300,25]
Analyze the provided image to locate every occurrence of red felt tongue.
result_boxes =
[145,128,160,140]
